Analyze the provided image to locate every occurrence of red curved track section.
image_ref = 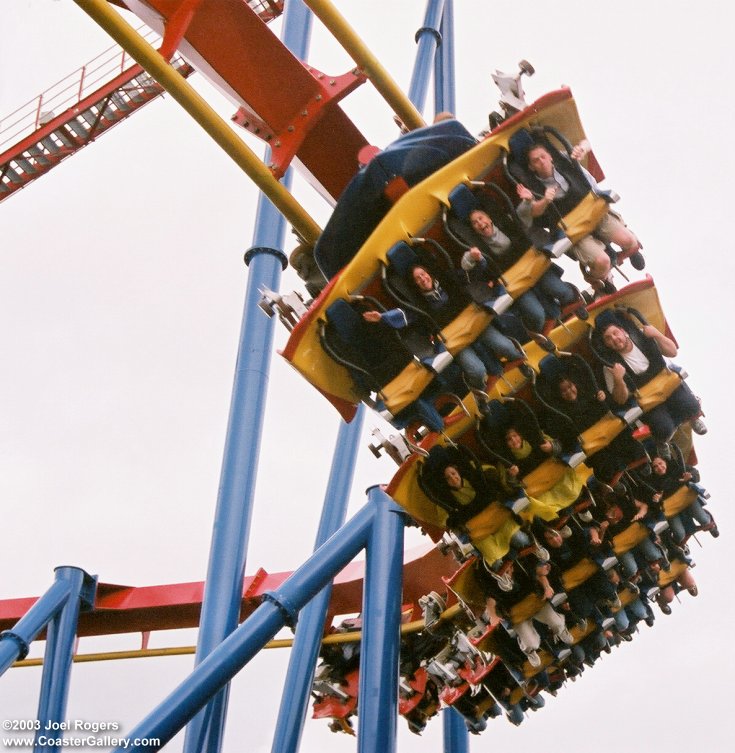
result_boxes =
[0,545,456,638]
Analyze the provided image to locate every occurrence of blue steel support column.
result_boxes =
[437,10,467,751]
[113,502,375,753]
[433,0,456,115]
[442,707,470,753]
[0,579,73,676]
[356,488,406,753]
[407,0,446,115]
[183,2,314,752]
[34,567,97,753]
[270,404,365,753]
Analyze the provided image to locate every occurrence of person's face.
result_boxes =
[558,379,578,402]
[544,529,564,548]
[601,325,630,353]
[469,210,494,237]
[443,465,462,490]
[651,457,668,476]
[412,266,434,292]
[527,146,554,178]
[505,428,523,450]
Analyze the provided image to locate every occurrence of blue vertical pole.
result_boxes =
[270,404,365,753]
[34,567,96,753]
[407,0,446,115]
[113,503,376,753]
[442,707,470,753]
[433,0,456,115]
[356,488,406,753]
[436,8,468,751]
[183,2,315,751]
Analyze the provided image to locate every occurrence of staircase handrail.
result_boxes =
[0,25,164,150]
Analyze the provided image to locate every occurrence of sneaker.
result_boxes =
[629,251,646,270]
[690,417,708,435]
[600,556,618,571]
[526,650,542,668]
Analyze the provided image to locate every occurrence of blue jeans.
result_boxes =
[457,324,523,387]
[618,536,663,577]
[532,269,578,320]
[645,382,701,441]
[512,290,546,333]
[668,498,711,541]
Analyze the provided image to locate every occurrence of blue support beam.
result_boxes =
[270,404,365,753]
[434,0,456,115]
[0,577,74,676]
[442,707,470,753]
[183,2,314,751]
[407,0,446,115]
[34,568,97,753]
[113,501,376,753]
[356,488,406,753]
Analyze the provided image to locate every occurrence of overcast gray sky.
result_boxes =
[1,1,734,751]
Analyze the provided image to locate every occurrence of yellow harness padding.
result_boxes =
[464,502,514,539]
[509,594,546,625]
[561,193,609,239]
[612,522,649,555]
[561,558,598,591]
[663,486,697,518]
[440,304,494,354]
[446,559,487,614]
[381,360,436,414]
[658,559,689,588]
[471,517,523,566]
[579,413,625,456]
[636,369,683,414]
[520,462,585,522]
[504,248,551,298]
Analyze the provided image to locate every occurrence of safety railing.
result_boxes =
[0,26,163,151]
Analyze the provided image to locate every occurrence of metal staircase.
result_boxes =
[0,28,194,202]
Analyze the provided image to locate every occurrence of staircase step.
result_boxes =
[64,119,90,139]
[1,165,24,185]
[14,156,37,176]
[54,127,79,148]
[40,135,62,154]
[109,92,131,113]
[26,144,52,166]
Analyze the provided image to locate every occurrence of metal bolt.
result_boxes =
[287,125,295,132]
[301,110,308,116]
[274,140,281,147]
[315,94,322,101]
[329,79,336,85]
